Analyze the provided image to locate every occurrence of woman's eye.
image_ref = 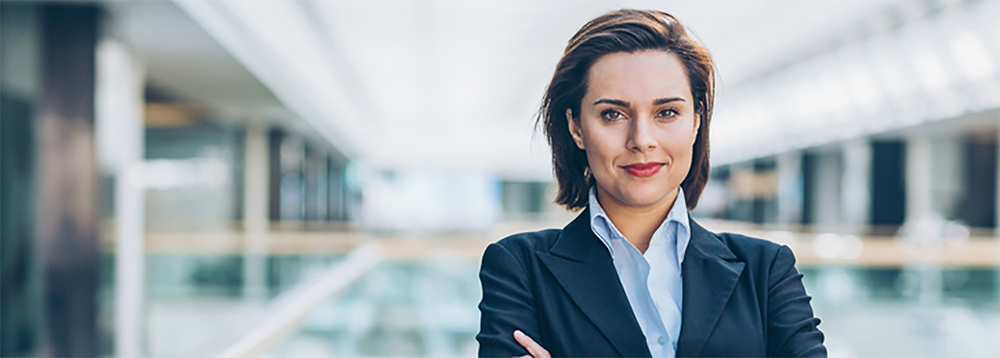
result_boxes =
[601,110,623,121]
[658,108,679,118]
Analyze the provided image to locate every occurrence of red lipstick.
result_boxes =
[622,162,663,177]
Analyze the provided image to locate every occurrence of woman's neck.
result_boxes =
[595,185,678,254]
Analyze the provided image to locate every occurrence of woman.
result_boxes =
[476,9,826,358]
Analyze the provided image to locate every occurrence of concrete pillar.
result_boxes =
[303,144,327,221]
[776,152,803,225]
[242,122,268,299]
[280,136,306,221]
[842,138,872,229]
[316,154,329,220]
[36,6,100,356]
[930,136,963,220]
[243,122,269,233]
[906,135,933,223]
[96,39,146,358]
[268,131,306,222]
[327,158,346,221]
[905,135,947,341]
[812,150,844,226]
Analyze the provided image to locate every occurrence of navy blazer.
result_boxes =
[477,208,826,357]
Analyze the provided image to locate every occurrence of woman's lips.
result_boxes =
[621,162,663,177]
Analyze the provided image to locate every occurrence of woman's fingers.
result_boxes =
[513,330,551,358]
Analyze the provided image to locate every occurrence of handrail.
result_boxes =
[192,242,384,358]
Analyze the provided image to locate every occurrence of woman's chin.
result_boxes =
[616,185,674,208]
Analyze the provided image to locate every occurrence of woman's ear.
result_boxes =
[692,113,701,146]
[566,109,585,150]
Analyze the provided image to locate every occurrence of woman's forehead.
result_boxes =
[585,50,692,103]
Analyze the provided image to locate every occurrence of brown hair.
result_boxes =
[539,9,716,211]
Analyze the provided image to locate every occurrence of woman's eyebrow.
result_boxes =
[654,97,686,105]
[593,98,630,107]
[592,97,686,106]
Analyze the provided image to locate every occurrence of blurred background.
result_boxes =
[1,0,998,357]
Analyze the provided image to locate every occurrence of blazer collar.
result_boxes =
[544,209,746,358]
[550,207,738,264]
[549,207,597,262]
[676,218,746,357]
[537,208,652,357]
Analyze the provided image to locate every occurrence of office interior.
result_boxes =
[1,0,999,357]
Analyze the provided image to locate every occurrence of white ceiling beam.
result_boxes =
[173,0,371,158]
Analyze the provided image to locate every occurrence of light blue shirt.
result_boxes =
[588,186,691,358]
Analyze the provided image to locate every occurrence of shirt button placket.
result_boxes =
[657,335,667,345]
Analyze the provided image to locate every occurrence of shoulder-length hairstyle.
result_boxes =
[539,9,716,211]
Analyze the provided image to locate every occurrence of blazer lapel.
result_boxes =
[537,209,651,358]
[676,218,746,357]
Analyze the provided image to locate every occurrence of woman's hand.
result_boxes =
[513,330,550,358]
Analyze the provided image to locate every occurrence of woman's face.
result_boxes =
[567,50,700,209]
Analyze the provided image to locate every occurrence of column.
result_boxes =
[279,136,305,221]
[36,5,100,356]
[812,150,844,226]
[316,153,329,221]
[841,138,872,229]
[242,121,268,299]
[906,134,933,223]
[905,134,944,333]
[96,39,146,357]
[328,158,346,221]
[0,4,41,356]
[776,152,803,225]
[929,136,963,220]
[303,144,325,221]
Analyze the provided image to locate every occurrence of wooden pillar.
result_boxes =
[36,5,100,357]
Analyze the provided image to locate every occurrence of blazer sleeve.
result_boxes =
[766,245,828,357]
[476,242,540,357]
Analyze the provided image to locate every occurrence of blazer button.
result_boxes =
[658,336,667,345]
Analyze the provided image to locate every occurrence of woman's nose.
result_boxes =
[627,117,657,152]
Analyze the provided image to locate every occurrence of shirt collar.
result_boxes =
[588,186,691,264]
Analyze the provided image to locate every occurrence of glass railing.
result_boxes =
[261,262,998,357]
[120,220,999,357]
[263,258,481,357]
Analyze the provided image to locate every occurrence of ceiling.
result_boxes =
[308,0,908,176]
[103,1,280,113]
[107,0,911,179]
